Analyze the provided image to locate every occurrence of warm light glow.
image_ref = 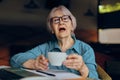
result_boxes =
[99,2,120,14]
[99,28,120,44]
[99,29,102,32]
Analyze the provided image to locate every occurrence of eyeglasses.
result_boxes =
[50,15,71,24]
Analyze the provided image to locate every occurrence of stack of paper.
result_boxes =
[25,69,81,79]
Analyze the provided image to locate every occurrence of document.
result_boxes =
[0,65,10,69]
[0,66,81,80]
[25,69,81,79]
[46,69,81,79]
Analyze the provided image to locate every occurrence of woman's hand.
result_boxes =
[63,54,83,71]
[23,55,49,70]
[34,55,49,70]
[63,54,89,78]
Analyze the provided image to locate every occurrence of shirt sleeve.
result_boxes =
[10,43,49,68]
[82,44,99,79]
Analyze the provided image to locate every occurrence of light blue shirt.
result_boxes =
[10,35,99,79]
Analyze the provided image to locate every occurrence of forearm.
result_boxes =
[23,59,36,69]
[79,63,89,78]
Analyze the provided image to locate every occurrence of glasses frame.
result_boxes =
[50,15,71,24]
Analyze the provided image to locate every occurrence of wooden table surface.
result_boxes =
[65,77,94,80]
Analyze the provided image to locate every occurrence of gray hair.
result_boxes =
[47,5,77,32]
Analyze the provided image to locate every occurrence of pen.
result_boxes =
[36,70,56,76]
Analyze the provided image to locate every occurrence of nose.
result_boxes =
[59,18,64,24]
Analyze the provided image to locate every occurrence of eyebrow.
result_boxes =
[51,15,67,18]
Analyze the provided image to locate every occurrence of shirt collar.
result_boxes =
[71,34,81,53]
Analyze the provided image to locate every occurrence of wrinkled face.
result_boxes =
[50,10,73,39]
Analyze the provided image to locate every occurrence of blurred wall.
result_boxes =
[0,0,98,29]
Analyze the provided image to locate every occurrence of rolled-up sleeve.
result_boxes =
[10,43,48,68]
[10,52,36,68]
[82,45,99,79]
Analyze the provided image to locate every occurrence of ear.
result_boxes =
[49,25,54,34]
[51,30,54,34]
[71,27,74,32]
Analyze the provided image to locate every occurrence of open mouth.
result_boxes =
[59,28,66,32]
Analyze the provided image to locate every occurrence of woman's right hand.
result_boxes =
[23,55,49,70]
[35,55,49,70]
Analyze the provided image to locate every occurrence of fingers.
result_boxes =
[66,54,78,59]
[63,54,83,70]
[64,59,80,66]
[37,55,48,65]
[35,55,49,70]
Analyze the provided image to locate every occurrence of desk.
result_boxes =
[0,66,94,80]
[66,77,94,80]
[20,77,94,80]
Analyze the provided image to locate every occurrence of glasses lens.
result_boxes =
[52,17,60,24]
[62,15,70,22]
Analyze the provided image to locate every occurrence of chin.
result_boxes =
[58,35,69,39]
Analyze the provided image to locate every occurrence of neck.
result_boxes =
[58,36,74,52]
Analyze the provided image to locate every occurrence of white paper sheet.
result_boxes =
[0,65,10,69]
[0,66,81,80]
[24,69,81,79]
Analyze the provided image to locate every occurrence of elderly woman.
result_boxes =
[10,5,99,79]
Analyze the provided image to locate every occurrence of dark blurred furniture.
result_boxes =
[106,61,120,80]
[97,64,112,80]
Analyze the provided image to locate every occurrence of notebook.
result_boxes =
[0,68,43,80]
